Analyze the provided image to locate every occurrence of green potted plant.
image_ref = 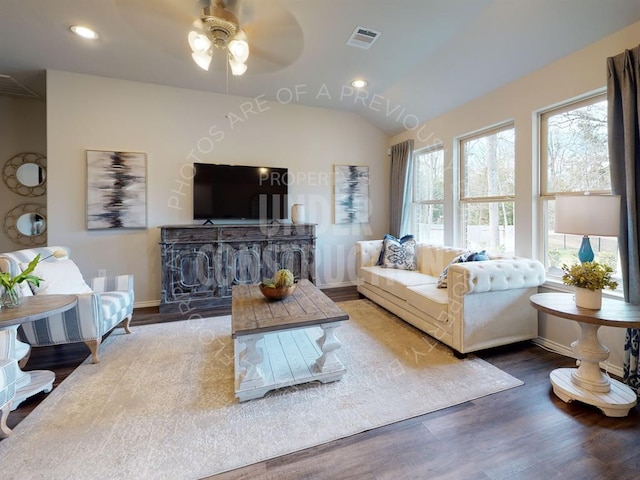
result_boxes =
[0,250,66,308]
[561,261,618,310]
[0,255,43,308]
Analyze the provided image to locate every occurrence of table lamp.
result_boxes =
[554,193,620,263]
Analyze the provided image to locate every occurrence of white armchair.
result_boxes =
[0,246,134,364]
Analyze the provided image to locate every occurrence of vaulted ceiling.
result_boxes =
[1,0,639,135]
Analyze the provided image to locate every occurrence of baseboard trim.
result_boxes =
[134,300,160,309]
[533,337,624,378]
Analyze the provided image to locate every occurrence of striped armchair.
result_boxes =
[0,246,134,364]
[0,329,19,438]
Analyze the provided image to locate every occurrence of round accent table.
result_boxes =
[0,294,77,410]
[530,292,640,417]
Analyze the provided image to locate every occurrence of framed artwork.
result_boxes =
[334,164,369,224]
[86,150,147,229]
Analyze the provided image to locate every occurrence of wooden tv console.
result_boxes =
[159,223,316,313]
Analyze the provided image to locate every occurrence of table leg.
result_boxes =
[570,322,611,392]
[314,323,344,373]
[238,335,265,389]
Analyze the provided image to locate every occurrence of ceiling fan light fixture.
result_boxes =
[351,79,368,88]
[228,57,247,76]
[228,39,249,63]
[192,52,212,71]
[188,31,211,54]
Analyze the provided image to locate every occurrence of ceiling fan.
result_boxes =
[115,0,303,77]
[188,0,249,75]
[186,0,304,76]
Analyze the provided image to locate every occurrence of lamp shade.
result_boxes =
[555,194,620,237]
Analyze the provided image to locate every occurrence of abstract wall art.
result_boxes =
[86,150,147,229]
[333,164,369,224]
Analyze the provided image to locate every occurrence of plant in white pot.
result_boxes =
[561,261,618,310]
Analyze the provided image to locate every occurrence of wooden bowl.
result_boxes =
[259,283,296,301]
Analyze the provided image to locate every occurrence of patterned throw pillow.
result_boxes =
[437,250,489,288]
[376,234,415,266]
[381,236,417,270]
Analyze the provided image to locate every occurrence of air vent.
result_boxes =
[0,75,39,98]
[346,27,381,50]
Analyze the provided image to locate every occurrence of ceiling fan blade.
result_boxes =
[115,0,203,57]
[240,0,304,73]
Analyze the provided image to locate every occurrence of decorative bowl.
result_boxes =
[259,283,296,301]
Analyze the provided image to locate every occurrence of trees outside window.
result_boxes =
[411,146,444,244]
[540,93,619,280]
[460,124,515,253]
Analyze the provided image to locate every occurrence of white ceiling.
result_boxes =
[1,0,639,135]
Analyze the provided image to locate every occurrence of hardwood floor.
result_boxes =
[4,286,639,480]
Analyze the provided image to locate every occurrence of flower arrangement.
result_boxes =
[0,250,66,307]
[561,261,618,291]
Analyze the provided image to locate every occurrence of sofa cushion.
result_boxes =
[381,236,417,270]
[376,234,415,265]
[405,284,449,325]
[28,259,93,295]
[360,266,437,300]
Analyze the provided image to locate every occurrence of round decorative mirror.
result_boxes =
[2,152,47,196]
[3,203,47,246]
[16,162,46,187]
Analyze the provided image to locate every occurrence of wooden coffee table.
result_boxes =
[232,280,349,402]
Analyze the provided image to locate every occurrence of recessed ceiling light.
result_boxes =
[351,79,367,88]
[70,25,99,40]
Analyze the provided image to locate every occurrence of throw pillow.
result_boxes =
[376,234,415,266]
[381,236,417,270]
[437,250,489,288]
[27,259,93,295]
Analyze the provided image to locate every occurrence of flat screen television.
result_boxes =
[193,163,288,222]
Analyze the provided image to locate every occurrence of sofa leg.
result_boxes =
[85,339,101,364]
[122,314,133,334]
[0,404,12,438]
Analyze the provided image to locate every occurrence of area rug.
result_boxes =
[0,299,523,479]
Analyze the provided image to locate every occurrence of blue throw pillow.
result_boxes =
[376,234,415,266]
[437,250,489,288]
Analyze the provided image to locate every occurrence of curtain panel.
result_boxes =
[607,45,640,392]
[389,140,414,238]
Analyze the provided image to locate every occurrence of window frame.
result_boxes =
[458,122,516,252]
[410,144,445,244]
[537,91,620,290]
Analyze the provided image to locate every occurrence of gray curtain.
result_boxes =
[607,45,640,392]
[389,140,414,237]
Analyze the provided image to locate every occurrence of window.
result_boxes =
[539,93,619,279]
[459,124,515,253]
[411,146,444,244]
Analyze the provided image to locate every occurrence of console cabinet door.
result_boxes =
[160,224,316,312]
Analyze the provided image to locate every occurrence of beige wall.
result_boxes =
[46,71,389,306]
[390,21,640,373]
[0,96,47,252]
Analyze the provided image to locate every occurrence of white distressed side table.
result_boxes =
[232,280,349,402]
[530,292,640,417]
[0,294,78,411]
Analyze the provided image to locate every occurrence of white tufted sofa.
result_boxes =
[356,240,546,355]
